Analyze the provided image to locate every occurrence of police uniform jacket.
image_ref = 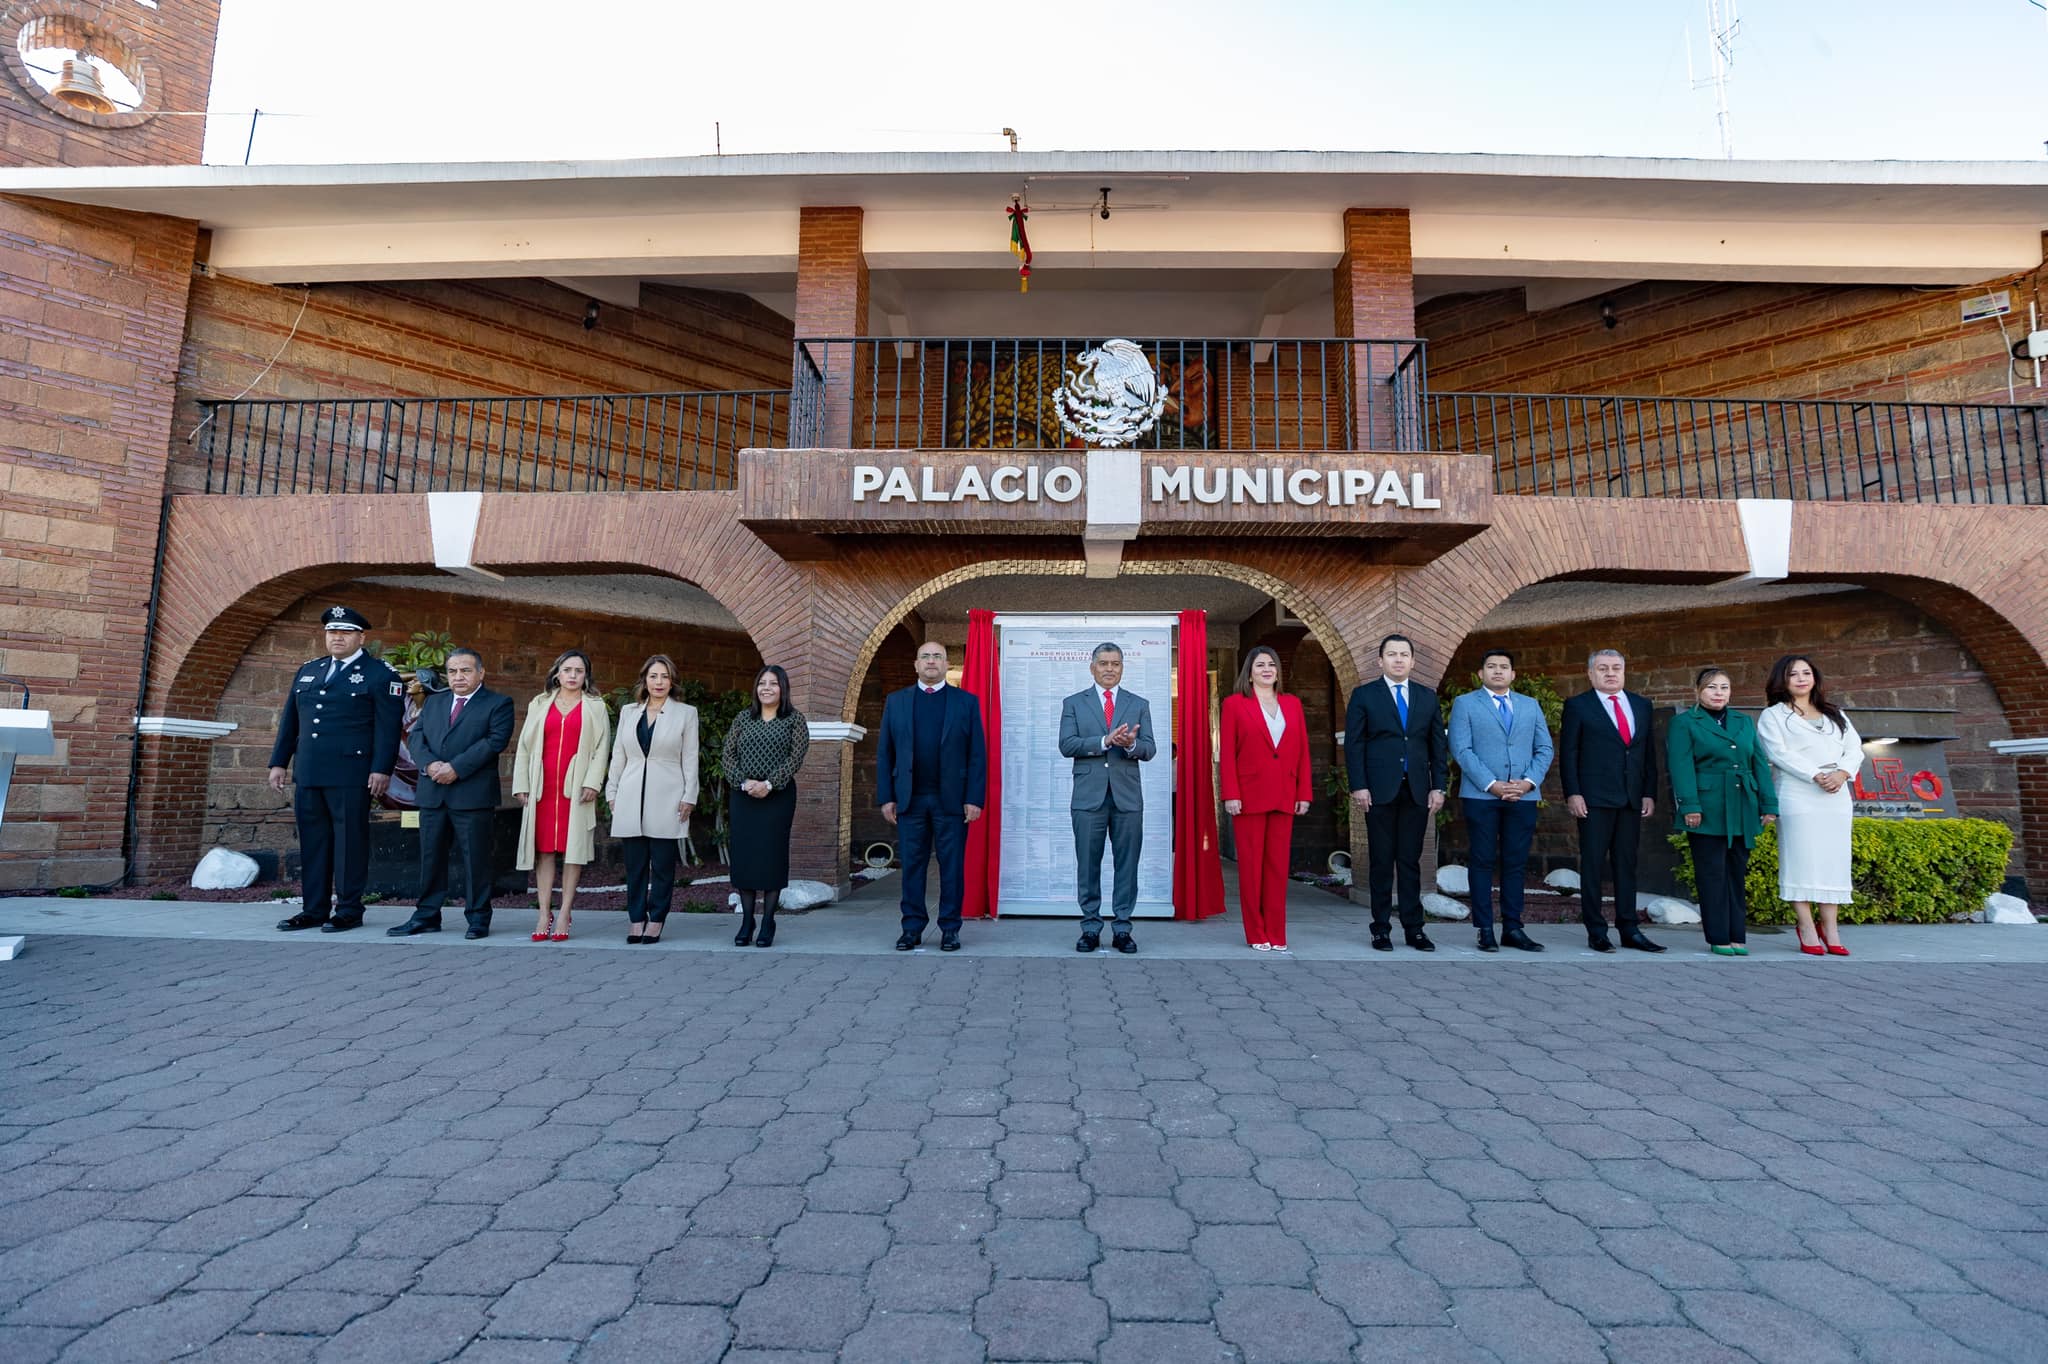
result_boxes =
[1666,705,1778,842]
[269,652,404,787]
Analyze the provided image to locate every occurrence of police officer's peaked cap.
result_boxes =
[319,605,371,632]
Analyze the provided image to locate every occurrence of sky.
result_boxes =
[198,0,2048,166]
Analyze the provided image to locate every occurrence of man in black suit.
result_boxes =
[1344,633,1449,952]
[1559,648,1666,953]
[877,641,988,953]
[389,647,516,941]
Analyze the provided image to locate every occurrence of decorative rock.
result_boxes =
[778,879,836,910]
[1421,893,1471,921]
[1544,867,1581,892]
[1984,892,2036,925]
[1435,864,1470,896]
[191,847,260,890]
[1640,894,1702,925]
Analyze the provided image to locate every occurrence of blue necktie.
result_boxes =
[1496,694,1513,734]
[1393,684,1408,729]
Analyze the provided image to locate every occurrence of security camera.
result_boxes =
[1099,187,1112,221]
[583,299,600,331]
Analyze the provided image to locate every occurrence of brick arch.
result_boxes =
[135,492,804,875]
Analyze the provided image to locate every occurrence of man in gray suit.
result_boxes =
[1058,642,1157,954]
[1447,648,1554,954]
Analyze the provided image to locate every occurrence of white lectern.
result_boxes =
[0,708,56,827]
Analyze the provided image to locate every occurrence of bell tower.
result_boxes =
[2,1,225,166]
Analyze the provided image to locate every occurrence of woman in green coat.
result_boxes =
[1667,667,1778,954]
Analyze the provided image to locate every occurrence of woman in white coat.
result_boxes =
[1755,654,1862,957]
[513,650,612,942]
[607,654,699,943]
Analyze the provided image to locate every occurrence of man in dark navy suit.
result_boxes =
[1560,648,1666,953]
[877,641,988,952]
[1344,633,1449,952]
[388,647,515,941]
[269,605,404,932]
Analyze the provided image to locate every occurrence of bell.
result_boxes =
[51,55,116,114]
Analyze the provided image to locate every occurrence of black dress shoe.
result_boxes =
[1475,928,1499,953]
[1501,925,1545,952]
[320,918,362,934]
[464,927,488,940]
[1371,931,1393,952]
[754,916,776,948]
[277,912,325,932]
[895,932,921,951]
[1112,934,1137,955]
[1076,932,1100,953]
[1405,930,1436,952]
[1622,930,1667,953]
[940,934,961,952]
[1588,935,1616,953]
[387,918,440,936]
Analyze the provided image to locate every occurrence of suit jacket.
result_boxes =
[1448,688,1554,800]
[1218,692,1312,815]
[1343,677,1447,803]
[875,683,989,814]
[1667,705,1777,840]
[409,686,515,810]
[606,700,701,839]
[1560,688,1657,808]
[1058,686,1156,813]
[269,652,404,787]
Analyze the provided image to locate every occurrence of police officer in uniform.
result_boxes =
[270,605,404,932]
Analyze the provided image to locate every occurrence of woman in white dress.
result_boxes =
[1754,655,1861,957]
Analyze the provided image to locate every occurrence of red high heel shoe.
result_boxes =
[1797,928,1826,956]
[1825,940,1849,956]
[532,910,553,942]
[551,912,569,942]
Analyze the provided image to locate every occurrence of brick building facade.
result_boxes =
[3,11,2045,904]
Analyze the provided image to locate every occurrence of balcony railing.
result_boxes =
[790,337,1430,452]
[1430,392,2048,504]
[196,390,791,495]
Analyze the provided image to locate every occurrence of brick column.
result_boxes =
[0,196,199,888]
[793,207,868,446]
[1332,208,1417,450]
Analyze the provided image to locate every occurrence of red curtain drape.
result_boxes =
[1173,609,1226,921]
[961,609,1002,918]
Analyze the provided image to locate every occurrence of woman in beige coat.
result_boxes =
[607,654,700,943]
[513,650,612,941]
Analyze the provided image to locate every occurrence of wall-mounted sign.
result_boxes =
[1851,740,1953,819]
[852,461,1443,510]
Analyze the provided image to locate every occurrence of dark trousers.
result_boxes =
[621,835,679,924]
[295,782,371,924]
[414,805,495,930]
[1578,805,1643,935]
[1687,832,1752,946]
[1463,796,1538,932]
[897,791,967,938]
[1073,793,1141,932]
[1365,786,1428,934]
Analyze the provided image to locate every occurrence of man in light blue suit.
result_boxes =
[1057,642,1156,954]
[1449,648,1554,953]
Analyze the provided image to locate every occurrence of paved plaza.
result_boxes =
[1,898,2045,1362]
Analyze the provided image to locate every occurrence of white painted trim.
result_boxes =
[1990,738,2048,756]
[1736,498,1794,580]
[428,491,503,582]
[0,710,55,755]
[135,717,238,740]
[809,722,868,743]
[1084,447,1142,538]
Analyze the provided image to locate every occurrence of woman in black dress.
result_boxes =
[724,664,809,947]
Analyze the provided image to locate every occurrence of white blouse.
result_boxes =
[1755,702,1862,783]
[1261,700,1286,746]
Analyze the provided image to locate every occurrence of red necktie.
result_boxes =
[450,695,467,727]
[1610,694,1631,744]
[1103,690,1115,731]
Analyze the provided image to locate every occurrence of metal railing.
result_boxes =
[197,390,791,494]
[1430,392,2048,503]
[790,336,1430,452]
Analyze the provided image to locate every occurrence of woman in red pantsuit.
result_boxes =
[1220,646,1314,951]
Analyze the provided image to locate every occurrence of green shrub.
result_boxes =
[1668,818,2012,924]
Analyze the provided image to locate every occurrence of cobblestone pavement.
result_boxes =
[2,936,2045,1363]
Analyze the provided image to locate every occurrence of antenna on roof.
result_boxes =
[1697,0,1740,158]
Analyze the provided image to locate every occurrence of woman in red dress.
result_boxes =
[512,650,611,941]
[1219,646,1314,951]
